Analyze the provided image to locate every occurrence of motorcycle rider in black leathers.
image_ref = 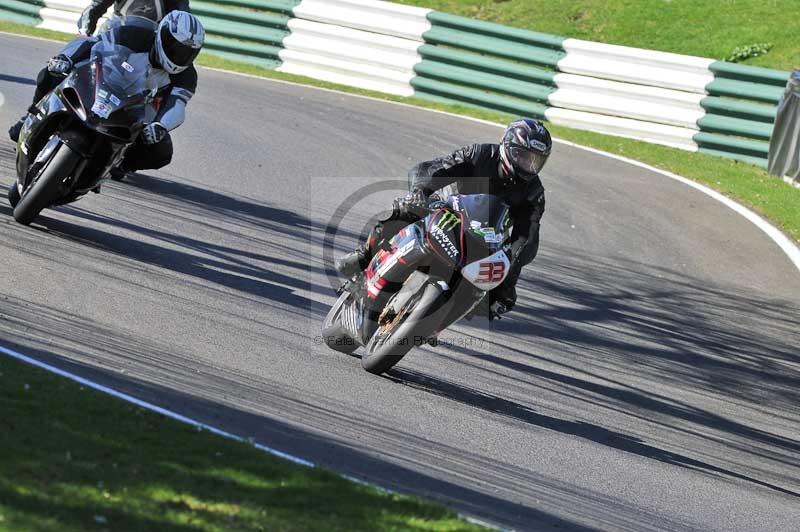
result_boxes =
[76,0,191,37]
[335,117,551,317]
[8,11,204,177]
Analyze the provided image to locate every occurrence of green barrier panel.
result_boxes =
[0,9,41,26]
[705,78,784,104]
[192,0,294,69]
[415,61,554,103]
[697,147,768,168]
[199,49,280,70]
[192,1,290,29]
[693,131,769,158]
[204,35,282,61]
[427,11,565,51]
[423,27,564,69]
[208,0,300,15]
[200,16,288,46]
[699,96,776,123]
[709,61,791,87]
[418,44,555,86]
[0,0,42,21]
[412,76,548,119]
[697,114,773,141]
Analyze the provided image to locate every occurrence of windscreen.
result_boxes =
[87,17,161,118]
[88,42,152,118]
[447,194,510,251]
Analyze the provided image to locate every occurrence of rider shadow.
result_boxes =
[36,213,323,312]
[121,172,364,245]
[385,366,800,498]
[0,73,36,86]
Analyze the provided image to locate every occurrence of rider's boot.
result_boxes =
[8,117,25,143]
[335,223,385,277]
[8,106,39,143]
[108,166,132,182]
[334,248,369,277]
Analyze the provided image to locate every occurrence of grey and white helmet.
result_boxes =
[155,11,204,74]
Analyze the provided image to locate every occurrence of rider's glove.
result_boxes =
[394,188,429,218]
[403,188,427,209]
[142,122,168,145]
[427,193,446,210]
[47,55,73,76]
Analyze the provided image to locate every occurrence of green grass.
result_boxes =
[0,355,485,532]
[395,0,798,70]
[2,20,798,243]
[0,21,70,42]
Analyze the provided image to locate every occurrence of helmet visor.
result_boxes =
[160,25,200,68]
[508,146,549,174]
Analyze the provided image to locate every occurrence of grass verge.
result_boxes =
[395,0,797,70]
[1,20,798,243]
[0,354,485,532]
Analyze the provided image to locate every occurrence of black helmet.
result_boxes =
[499,118,552,182]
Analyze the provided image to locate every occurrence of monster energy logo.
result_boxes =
[437,211,459,231]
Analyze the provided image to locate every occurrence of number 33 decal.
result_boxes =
[477,261,506,283]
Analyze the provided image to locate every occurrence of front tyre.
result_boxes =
[361,282,445,375]
[13,142,79,225]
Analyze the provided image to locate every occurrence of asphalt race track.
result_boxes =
[1,33,799,531]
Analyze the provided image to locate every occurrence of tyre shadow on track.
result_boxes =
[385,366,799,499]
[381,245,800,496]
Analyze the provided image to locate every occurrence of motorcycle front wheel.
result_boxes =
[361,282,444,375]
[13,142,79,225]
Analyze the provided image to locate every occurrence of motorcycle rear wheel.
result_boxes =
[361,282,443,375]
[13,142,78,225]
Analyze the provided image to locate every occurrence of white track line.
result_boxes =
[0,342,503,529]
[198,66,800,274]
[554,139,800,273]
[0,343,315,467]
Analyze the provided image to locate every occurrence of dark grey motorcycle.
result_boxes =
[10,24,162,225]
[322,194,512,374]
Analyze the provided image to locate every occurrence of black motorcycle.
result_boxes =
[10,21,162,225]
[322,194,512,374]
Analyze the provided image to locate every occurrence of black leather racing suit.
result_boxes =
[78,0,191,35]
[361,143,545,304]
[409,143,545,289]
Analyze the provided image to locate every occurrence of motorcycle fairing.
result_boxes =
[16,92,70,183]
[425,208,464,267]
[364,224,427,301]
[359,223,429,343]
